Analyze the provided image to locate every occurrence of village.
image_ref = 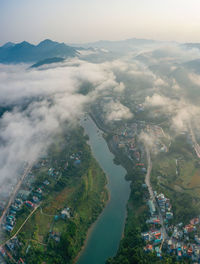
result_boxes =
[112,120,168,175]
[0,148,81,263]
[142,189,200,262]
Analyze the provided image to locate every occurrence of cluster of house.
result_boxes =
[142,229,163,245]
[113,122,147,171]
[4,189,42,233]
[48,167,63,178]
[142,214,164,258]
[145,244,162,257]
[3,166,52,234]
[48,167,56,177]
[143,190,200,261]
[146,193,173,222]
[115,123,138,146]
[156,193,173,221]
[141,193,174,258]
[61,208,71,219]
[24,187,42,209]
[50,208,71,243]
[70,152,82,166]
[0,237,26,263]
[40,151,82,176]
[165,217,200,261]
[54,206,71,221]
[167,240,200,261]
[1,179,72,262]
[113,121,167,165]
[4,198,23,232]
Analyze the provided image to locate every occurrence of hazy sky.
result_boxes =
[1,0,200,45]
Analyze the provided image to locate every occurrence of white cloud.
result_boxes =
[188,72,200,86]
[105,100,133,121]
[0,59,128,194]
[145,93,173,108]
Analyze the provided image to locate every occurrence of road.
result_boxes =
[189,122,200,159]
[144,146,153,199]
[0,164,33,228]
[144,146,168,242]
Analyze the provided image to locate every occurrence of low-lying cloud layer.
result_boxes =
[105,100,133,122]
[145,92,200,133]
[1,43,200,195]
[0,58,129,194]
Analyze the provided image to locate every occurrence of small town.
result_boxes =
[142,190,200,262]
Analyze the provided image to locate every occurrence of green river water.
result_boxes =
[77,116,130,264]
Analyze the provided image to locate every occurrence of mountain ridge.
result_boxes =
[0,39,78,63]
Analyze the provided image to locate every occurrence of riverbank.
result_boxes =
[89,112,111,134]
[74,192,111,264]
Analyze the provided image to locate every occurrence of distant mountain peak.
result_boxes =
[16,41,35,48]
[0,39,78,63]
[37,39,59,47]
[40,39,53,43]
[1,42,15,48]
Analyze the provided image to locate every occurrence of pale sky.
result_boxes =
[1,0,200,45]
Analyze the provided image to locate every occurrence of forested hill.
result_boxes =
[0,39,78,63]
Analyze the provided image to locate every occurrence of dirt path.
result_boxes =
[0,164,33,227]
[1,204,40,247]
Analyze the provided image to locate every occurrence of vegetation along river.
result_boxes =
[77,116,130,264]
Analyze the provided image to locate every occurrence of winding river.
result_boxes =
[77,116,130,264]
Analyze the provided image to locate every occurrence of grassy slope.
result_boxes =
[151,134,200,223]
